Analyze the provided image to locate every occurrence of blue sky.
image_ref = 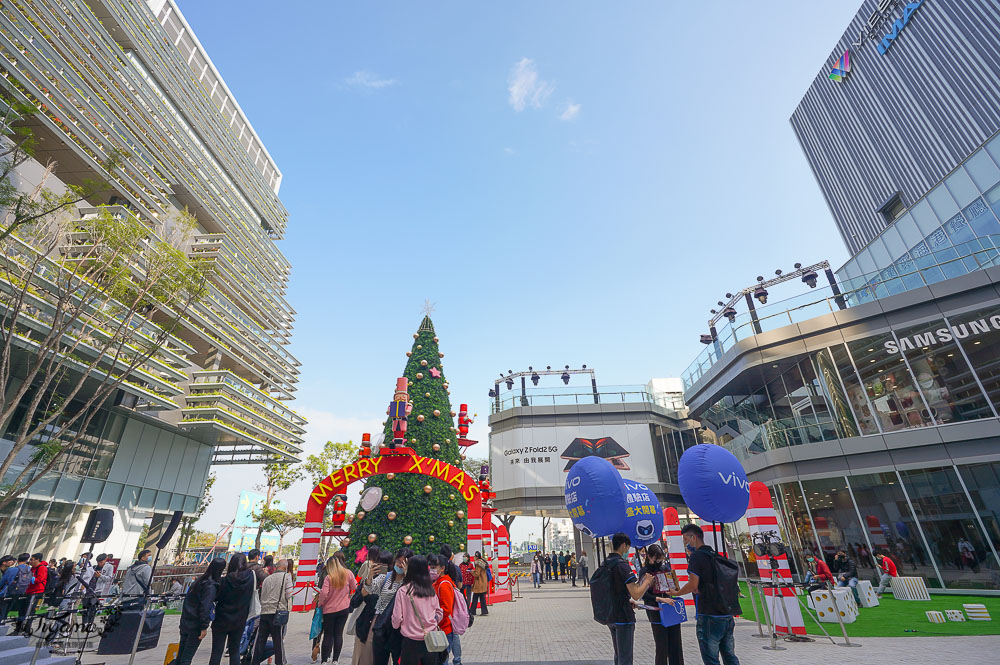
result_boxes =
[183,1,864,542]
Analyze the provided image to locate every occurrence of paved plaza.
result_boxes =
[87,583,1000,665]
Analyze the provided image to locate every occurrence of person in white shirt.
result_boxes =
[93,554,115,598]
[78,552,95,586]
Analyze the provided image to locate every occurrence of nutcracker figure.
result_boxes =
[385,377,414,453]
[331,494,347,530]
[358,432,371,459]
[458,404,473,439]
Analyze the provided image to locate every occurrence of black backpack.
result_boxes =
[589,559,617,625]
[698,552,741,616]
[11,565,32,596]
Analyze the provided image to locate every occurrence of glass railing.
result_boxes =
[491,384,656,414]
[682,235,1000,391]
[719,416,843,465]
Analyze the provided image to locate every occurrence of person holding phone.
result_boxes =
[642,545,684,665]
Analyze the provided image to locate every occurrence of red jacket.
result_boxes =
[27,563,47,595]
[813,560,833,583]
[433,575,456,634]
[879,557,898,577]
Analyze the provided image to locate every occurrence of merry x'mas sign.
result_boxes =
[310,453,482,506]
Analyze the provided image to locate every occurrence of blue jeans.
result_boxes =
[696,615,739,665]
[608,622,634,665]
[447,631,462,665]
[532,572,541,587]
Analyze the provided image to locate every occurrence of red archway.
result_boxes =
[294,453,484,610]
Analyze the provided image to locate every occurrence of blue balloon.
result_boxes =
[619,478,664,547]
[564,456,627,538]
[677,444,749,523]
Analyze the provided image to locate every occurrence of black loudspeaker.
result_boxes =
[156,510,184,549]
[97,609,164,654]
[81,508,114,544]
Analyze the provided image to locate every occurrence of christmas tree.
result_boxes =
[341,315,471,561]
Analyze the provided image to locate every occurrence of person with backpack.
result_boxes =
[590,533,653,665]
[6,554,31,628]
[0,555,16,619]
[439,545,462,588]
[391,555,443,665]
[662,524,740,665]
[252,558,293,665]
[18,553,49,633]
[209,553,255,665]
[429,554,466,665]
[176,557,223,665]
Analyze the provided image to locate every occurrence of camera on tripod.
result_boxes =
[751,530,787,558]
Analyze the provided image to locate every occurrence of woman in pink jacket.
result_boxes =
[391,556,442,665]
[316,553,357,665]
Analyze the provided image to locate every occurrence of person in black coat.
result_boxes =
[177,558,224,665]
[209,554,255,665]
[641,545,684,665]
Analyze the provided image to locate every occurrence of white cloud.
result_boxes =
[344,70,398,89]
[503,147,515,155]
[560,101,581,121]
[507,58,554,111]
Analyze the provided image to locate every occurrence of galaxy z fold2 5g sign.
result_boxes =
[848,0,925,55]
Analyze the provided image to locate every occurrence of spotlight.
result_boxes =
[801,270,818,288]
[775,269,782,276]
[531,372,540,386]
[700,334,714,345]
[725,293,733,298]
[505,377,514,390]
[546,365,551,370]
[488,388,496,398]
[717,301,724,307]
[754,285,768,304]
[722,306,737,323]
[757,276,764,282]
[710,309,717,315]
[794,262,802,269]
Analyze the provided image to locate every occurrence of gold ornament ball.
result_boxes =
[439,352,444,358]
[406,351,412,357]
[416,372,424,380]
[432,443,441,452]
[433,409,441,417]
[357,511,366,519]
[448,493,456,500]
[416,344,422,350]
[456,510,465,519]
[423,485,433,494]
[420,359,428,366]
[428,535,435,542]
[458,543,464,550]
[443,382,449,389]
[454,459,461,465]
[448,520,455,527]
[450,411,456,417]
[425,392,430,397]
[342,538,350,546]
[388,511,397,521]
[403,535,413,545]
[413,333,418,339]
[382,495,390,502]
[386,473,395,480]
[368,534,377,543]
[433,337,439,342]
[460,453,467,460]
[410,437,417,443]
[417,414,425,422]
[445,438,451,443]
[407,381,413,387]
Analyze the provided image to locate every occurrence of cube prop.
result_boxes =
[963,604,991,621]
[926,611,946,624]
[945,610,966,622]
[810,589,858,624]
[856,580,879,608]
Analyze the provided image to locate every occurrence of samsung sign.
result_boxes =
[885,315,1000,354]
[877,0,924,55]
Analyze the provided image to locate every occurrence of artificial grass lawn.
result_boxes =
[737,582,1000,638]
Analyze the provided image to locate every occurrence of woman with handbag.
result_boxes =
[351,551,392,665]
[391,556,443,665]
[317,553,357,664]
[252,558,293,665]
[209,554,255,665]
[644,544,684,665]
[176,558,223,665]
[469,553,489,617]
[370,548,411,665]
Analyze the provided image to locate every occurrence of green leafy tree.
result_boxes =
[176,473,216,561]
[303,440,356,486]
[254,463,297,549]
[343,316,471,561]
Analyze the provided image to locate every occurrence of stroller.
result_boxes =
[239,615,278,665]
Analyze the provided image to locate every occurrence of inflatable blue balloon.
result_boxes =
[564,456,627,538]
[618,478,663,547]
[677,444,749,523]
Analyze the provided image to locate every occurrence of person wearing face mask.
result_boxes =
[429,554,462,665]
[641,545,684,665]
[458,554,474,607]
[831,550,860,604]
[803,554,833,594]
[370,548,412,665]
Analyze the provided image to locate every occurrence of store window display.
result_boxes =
[828,344,880,435]
[847,334,933,431]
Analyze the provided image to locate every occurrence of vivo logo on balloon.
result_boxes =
[718,472,749,490]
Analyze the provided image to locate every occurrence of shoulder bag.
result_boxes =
[273,572,290,626]
[406,587,448,652]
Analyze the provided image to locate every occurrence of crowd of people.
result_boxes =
[527,550,584,586]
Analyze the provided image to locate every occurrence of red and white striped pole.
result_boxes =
[747,481,806,636]
[663,507,694,610]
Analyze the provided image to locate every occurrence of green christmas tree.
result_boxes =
[342,315,471,562]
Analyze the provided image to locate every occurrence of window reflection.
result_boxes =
[829,344,880,435]
[894,319,994,422]
[958,463,1000,581]
[800,477,871,570]
[847,334,932,431]
[949,308,1000,413]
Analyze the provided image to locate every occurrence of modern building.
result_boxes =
[681,0,1000,592]
[487,374,703,558]
[0,0,303,559]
